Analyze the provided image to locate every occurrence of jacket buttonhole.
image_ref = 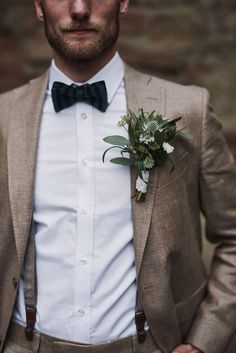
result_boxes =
[12,277,17,289]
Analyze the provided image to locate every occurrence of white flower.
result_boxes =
[117,120,126,127]
[136,171,150,193]
[162,142,174,154]
[139,135,155,144]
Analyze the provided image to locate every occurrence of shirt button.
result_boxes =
[78,309,85,316]
[81,113,87,120]
[79,258,87,265]
[81,207,89,215]
[82,158,88,166]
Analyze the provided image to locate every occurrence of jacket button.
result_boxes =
[12,277,17,289]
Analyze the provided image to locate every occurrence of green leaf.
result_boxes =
[129,111,138,130]
[103,135,129,146]
[164,126,176,141]
[122,146,134,155]
[170,116,182,124]
[135,160,144,179]
[149,143,161,150]
[154,130,165,145]
[110,157,133,166]
[102,146,123,162]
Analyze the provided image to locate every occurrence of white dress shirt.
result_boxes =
[13,53,139,343]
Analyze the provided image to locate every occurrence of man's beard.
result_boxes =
[41,6,120,61]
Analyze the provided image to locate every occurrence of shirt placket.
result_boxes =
[74,104,94,342]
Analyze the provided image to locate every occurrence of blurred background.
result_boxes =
[0,0,236,349]
[0,0,235,132]
[0,1,235,132]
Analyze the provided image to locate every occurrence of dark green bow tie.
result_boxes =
[51,80,109,113]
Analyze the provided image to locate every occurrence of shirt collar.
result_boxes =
[48,52,124,104]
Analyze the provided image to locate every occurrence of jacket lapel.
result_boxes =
[9,64,166,274]
[8,72,49,265]
[124,65,183,353]
[124,64,166,277]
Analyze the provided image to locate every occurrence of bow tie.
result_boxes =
[51,80,109,113]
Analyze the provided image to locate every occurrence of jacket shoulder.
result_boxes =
[0,83,29,108]
[0,73,48,103]
[0,72,49,123]
[124,64,208,102]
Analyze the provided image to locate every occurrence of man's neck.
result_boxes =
[53,48,117,83]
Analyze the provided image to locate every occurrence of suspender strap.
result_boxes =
[135,290,146,343]
[24,219,37,341]
[23,219,147,343]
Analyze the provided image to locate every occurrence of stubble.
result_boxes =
[41,3,120,62]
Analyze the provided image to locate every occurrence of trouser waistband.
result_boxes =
[4,321,160,353]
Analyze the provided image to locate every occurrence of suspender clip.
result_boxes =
[135,311,146,343]
[25,305,36,341]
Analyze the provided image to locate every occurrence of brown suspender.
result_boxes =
[135,291,147,343]
[24,220,37,341]
[23,219,147,343]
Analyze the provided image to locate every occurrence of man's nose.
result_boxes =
[70,0,90,20]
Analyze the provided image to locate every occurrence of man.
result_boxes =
[0,1,236,353]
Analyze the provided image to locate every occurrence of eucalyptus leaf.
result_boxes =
[102,146,123,162]
[103,135,129,146]
[122,147,134,154]
[110,157,133,166]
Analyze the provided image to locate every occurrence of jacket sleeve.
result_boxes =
[186,89,236,353]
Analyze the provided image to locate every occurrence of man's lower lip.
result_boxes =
[68,30,93,35]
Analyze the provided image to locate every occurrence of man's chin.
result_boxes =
[59,46,102,62]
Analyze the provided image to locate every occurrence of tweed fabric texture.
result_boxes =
[0,65,236,353]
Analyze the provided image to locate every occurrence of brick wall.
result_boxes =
[0,0,235,142]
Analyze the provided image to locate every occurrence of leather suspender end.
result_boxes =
[25,305,36,341]
[135,311,146,343]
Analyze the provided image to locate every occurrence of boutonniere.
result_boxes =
[102,109,189,202]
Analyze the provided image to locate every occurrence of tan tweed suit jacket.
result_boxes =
[0,65,236,353]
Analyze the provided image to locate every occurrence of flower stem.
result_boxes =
[136,191,146,202]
